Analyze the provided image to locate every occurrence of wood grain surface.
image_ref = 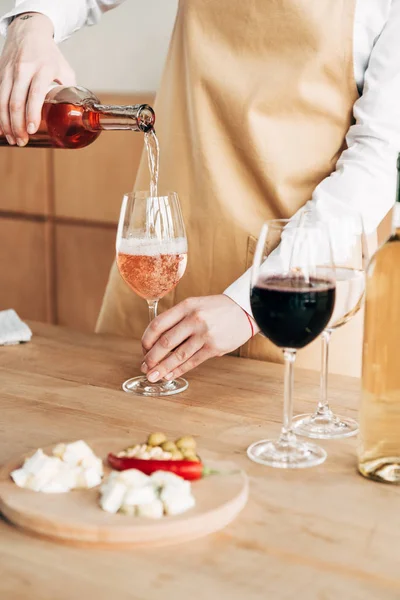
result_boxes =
[0,322,399,599]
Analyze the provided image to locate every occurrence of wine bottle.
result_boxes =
[0,85,155,149]
[358,155,400,483]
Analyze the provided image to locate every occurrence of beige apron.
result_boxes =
[97,0,362,376]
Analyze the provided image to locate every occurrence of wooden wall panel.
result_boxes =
[55,223,116,332]
[0,218,51,321]
[53,93,154,224]
[0,148,50,215]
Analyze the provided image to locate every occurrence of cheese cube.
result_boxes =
[77,467,102,489]
[62,441,95,466]
[50,464,79,491]
[52,443,66,459]
[81,455,103,474]
[137,499,164,519]
[123,484,157,507]
[100,481,127,514]
[28,457,65,492]
[10,468,28,488]
[117,469,150,488]
[39,481,71,494]
[161,486,196,516]
[150,470,190,492]
[100,470,119,494]
[23,449,49,475]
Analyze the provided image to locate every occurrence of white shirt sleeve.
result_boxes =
[225,0,400,317]
[0,1,126,43]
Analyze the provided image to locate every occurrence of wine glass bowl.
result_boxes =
[116,191,189,396]
[247,219,336,469]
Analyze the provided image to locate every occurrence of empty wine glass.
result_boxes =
[247,218,336,469]
[116,191,188,396]
[293,208,369,438]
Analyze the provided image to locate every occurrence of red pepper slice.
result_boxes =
[108,453,214,481]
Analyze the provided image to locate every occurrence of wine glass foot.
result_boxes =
[292,413,358,439]
[247,438,326,469]
[122,376,188,397]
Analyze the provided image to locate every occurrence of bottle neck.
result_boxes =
[84,103,155,133]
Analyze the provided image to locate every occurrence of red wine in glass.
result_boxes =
[250,275,336,348]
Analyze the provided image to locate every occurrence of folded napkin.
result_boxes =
[0,309,32,345]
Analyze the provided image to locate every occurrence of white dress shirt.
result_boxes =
[1,0,399,316]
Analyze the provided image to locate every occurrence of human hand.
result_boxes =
[0,13,76,146]
[141,295,257,382]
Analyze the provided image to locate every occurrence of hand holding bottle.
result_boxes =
[0,12,76,147]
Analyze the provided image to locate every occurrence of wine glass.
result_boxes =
[292,208,369,438]
[247,218,336,469]
[116,191,188,396]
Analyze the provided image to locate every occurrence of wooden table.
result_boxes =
[0,322,399,600]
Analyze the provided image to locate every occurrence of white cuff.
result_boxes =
[0,1,72,43]
[224,268,253,317]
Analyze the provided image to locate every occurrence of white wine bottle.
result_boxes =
[358,155,400,483]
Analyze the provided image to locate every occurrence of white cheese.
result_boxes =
[51,464,79,491]
[39,481,71,494]
[52,443,66,459]
[11,441,103,493]
[137,499,164,519]
[150,470,191,492]
[161,487,196,516]
[23,449,49,475]
[100,481,127,514]
[76,467,102,490]
[62,441,96,467]
[25,456,64,492]
[117,469,150,488]
[123,484,157,507]
[81,455,103,474]
[100,468,196,519]
[10,468,28,488]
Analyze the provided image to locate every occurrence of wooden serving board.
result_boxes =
[0,439,248,548]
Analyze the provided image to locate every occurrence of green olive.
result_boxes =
[161,441,177,452]
[183,453,200,462]
[147,432,167,447]
[170,450,184,460]
[175,435,196,450]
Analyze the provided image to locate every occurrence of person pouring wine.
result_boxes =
[0,1,399,382]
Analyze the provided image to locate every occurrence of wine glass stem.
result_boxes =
[147,300,159,324]
[280,349,297,443]
[318,329,332,415]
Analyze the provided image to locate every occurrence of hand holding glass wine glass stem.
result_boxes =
[117,191,191,396]
[141,295,256,382]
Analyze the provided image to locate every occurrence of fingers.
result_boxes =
[141,298,198,352]
[165,348,212,381]
[9,63,34,145]
[25,63,76,135]
[145,336,204,382]
[142,316,197,371]
[26,68,52,134]
[0,74,15,144]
